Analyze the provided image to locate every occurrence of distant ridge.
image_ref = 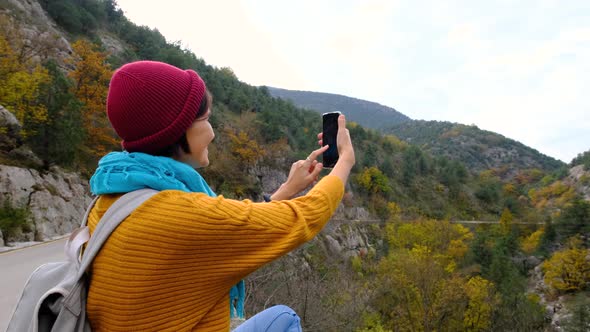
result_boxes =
[267,87,411,129]
[386,120,564,174]
[268,87,564,174]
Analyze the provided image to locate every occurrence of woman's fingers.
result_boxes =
[310,161,323,178]
[305,145,328,163]
[279,144,331,199]
[338,114,346,130]
[335,115,355,166]
[308,160,318,173]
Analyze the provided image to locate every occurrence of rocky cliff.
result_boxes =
[0,104,91,244]
[0,164,91,242]
[566,165,590,201]
[1,0,72,67]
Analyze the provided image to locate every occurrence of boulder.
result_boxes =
[525,255,542,270]
[0,105,22,152]
[8,146,43,168]
[324,235,343,255]
[0,165,38,207]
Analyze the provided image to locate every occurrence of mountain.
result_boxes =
[386,120,564,175]
[267,87,411,129]
[268,87,564,175]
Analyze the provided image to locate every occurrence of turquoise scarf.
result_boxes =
[90,151,215,196]
[90,151,245,319]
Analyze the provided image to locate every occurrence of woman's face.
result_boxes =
[178,110,214,168]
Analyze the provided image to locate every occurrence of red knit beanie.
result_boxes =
[106,60,206,154]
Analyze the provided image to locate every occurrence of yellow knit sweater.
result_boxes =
[86,175,344,331]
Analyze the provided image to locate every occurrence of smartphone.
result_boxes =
[322,111,341,168]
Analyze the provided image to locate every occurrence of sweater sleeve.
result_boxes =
[129,175,344,281]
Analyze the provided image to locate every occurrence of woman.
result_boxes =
[87,60,355,331]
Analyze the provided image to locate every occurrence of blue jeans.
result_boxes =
[232,305,302,332]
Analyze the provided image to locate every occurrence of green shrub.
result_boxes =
[562,292,590,332]
[0,200,31,240]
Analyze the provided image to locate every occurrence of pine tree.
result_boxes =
[27,61,84,168]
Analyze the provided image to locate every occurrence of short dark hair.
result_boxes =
[153,89,212,158]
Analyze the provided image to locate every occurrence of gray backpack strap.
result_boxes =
[54,189,159,328]
[76,188,159,278]
[63,196,99,264]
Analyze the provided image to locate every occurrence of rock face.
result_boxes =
[1,104,92,243]
[322,205,374,257]
[3,0,73,68]
[566,165,590,201]
[528,263,577,332]
[0,164,91,242]
[0,105,21,152]
[98,32,126,57]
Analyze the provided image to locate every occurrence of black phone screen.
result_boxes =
[322,112,340,168]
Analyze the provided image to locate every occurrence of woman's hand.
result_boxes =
[317,115,355,167]
[270,145,328,201]
[271,114,355,200]
[318,115,355,184]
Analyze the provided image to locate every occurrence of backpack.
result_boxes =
[7,189,158,332]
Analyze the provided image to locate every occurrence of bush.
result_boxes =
[0,200,31,240]
[571,150,590,170]
[543,238,590,292]
[562,292,590,332]
[556,199,590,241]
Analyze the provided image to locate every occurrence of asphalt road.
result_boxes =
[0,238,66,331]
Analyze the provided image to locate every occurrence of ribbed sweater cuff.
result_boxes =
[313,175,345,207]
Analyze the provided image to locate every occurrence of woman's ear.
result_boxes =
[172,144,186,162]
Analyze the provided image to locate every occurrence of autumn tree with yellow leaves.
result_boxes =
[543,237,590,293]
[365,220,502,332]
[0,32,50,138]
[521,228,544,254]
[463,276,499,331]
[68,39,117,159]
[226,128,266,168]
[357,166,390,195]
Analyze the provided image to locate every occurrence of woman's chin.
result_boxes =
[179,157,208,169]
[196,157,209,168]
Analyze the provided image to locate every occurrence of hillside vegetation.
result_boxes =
[1,0,588,330]
[571,149,590,170]
[387,120,564,175]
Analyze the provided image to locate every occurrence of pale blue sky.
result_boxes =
[116,0,589,163]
